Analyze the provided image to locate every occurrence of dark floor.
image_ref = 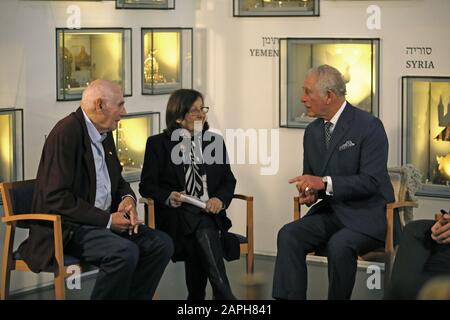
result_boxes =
[10,254,275,300]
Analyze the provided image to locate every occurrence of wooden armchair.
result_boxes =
[140,194,254,274]
[293,166,420,288]
[0,180,91,300]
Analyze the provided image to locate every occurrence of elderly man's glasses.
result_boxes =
[187,106,209,116]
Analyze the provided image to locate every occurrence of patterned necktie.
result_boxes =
[185,139,204,197]
[324,121,333,149]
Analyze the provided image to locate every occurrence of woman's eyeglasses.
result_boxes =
[187,106,209,115]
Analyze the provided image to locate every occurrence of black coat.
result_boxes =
[18,107,134,272]
[139,131,237,261]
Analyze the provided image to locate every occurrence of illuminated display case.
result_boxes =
[56,28,132,101]
[0,109,24,204]
[116,0,175,9]
[402,76,450,198]
[279,38,380,128]
[141,28,192,95]
[233,0,319,17]
[113,112,161,182]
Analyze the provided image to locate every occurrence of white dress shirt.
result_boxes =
[323,101,347,196]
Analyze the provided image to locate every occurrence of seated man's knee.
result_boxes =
[153,229,175,259]
[326,237,355,260]
[110,241,140,270]
[402,220,434,240]
[277,223,307,251]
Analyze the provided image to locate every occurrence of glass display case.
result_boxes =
[233,0,319,17]
[113,111,161,182]
[0,108,24,203]
[141,28,192,95]
[116,0,175,9]
[56,28,132,101]
[402,76,450,198]
[279,38,379,128]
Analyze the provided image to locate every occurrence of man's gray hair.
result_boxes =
[306,64,347,97]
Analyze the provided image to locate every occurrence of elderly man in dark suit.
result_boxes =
[272,64,395,300]
[18,79,173,299]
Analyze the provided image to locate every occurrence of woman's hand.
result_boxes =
[205,197,223,214]
[169,191,184,208]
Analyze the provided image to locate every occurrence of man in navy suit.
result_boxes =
[272,64,395,299]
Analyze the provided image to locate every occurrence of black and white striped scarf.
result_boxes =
[184,137,205,197]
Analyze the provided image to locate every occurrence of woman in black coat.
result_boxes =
[139,89,238,300]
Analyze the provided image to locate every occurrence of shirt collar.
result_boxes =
[82,109,107,144]
[326,100,347,126]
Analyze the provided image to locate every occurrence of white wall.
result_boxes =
[194,0,450,255]
[1,0,450,293]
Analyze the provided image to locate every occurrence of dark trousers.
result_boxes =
[184,249,208,300]
[66,224,173,299]
[183,215,234,300]
[387,220,450,299]
[272,211,383,300]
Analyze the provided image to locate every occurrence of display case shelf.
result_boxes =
[141,28,193,95]
[402,76,450,198]
[279,38,380,128]
[113,111,161,182]
[116,0,175,9]
[233,0,319,17]
[56,28,132,101]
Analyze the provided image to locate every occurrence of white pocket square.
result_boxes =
[339,140,355,151]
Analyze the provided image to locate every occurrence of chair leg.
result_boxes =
[54,273,66,300]
[1,225,14,300]
[247,251,254,274]
[1,261,11,300]
[52,216,66,300]
[383,252,393,293]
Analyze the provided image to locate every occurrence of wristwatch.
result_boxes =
[322,176,328,190]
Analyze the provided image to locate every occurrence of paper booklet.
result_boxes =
[180,194,207,209]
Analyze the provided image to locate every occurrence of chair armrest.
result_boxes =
[2,213,65,276]
[294,196,301,221]
[386,201,418,210]
[384,201,418,253]
[233,194,253,201]
[2,213,60,223]
[232,194,253,245]
[139,197,154,206]
[139,197,155,229]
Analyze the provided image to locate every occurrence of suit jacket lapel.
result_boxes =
[75,108,97,203]
[165,136,186,189]
[103,133,118,195]
[320,103,354,175]
[317,121,327,158]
